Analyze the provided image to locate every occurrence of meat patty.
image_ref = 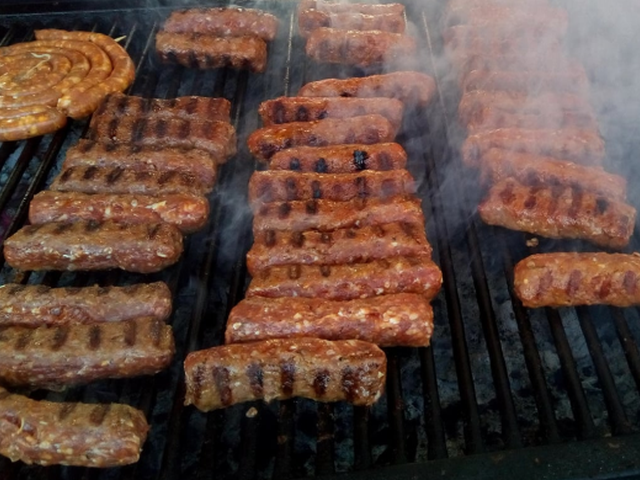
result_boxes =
[478,178,636,249]
[0,317,175,389]
[4,221,184,273]
[225,294,434,347]
[184,337,387,410]
[514,252,640,308]
[0,282,172,327]
[0,387,149,467]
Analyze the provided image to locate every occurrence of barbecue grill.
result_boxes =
[1,1,640,479]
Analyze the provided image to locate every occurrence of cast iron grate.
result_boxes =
[0,2,639,480]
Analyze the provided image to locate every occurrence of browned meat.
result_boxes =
[478,178,636,249]
[514,252,640,308]
[252,196,424,232]
[30,191,210,234]
[184,337,387,410]
[88,113,237,162]
[4,221,184,274]
[461,128,605,167]
[225,294,433,347]
[299,0,405,15]
[0,282,172,327]
[465,105,598,133]
[156,31,268,73]
[462,68,589,96]
[50,166,210,196]
[91,93,231,124]
[247,114,395,161]
[267,143,407,172]
[298,71,436,106]
[0,387,149,467]
[0,318,175,389]
[458,91,594,128]
[258,96,404,132]
[305,28,416,68]
[64,141,219,186]
[298,10,405,37]
[248,169,415,204]
[246,256,442,300]
[247,222,431,274]
[162,7,279,41]
[479,148,627,201]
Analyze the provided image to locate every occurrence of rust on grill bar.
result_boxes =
[0,1,639,480]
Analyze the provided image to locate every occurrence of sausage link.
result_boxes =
[225,294,433,347]
[184,338,386,410]
[247,114,395,161]
[514,252,640,308]
[0,282,172,327]
[0,387,149,467]
[0,105,66,141]
[299,0,405,16]
[298,10,405,37]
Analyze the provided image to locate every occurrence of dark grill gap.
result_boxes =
[0,2,639,480]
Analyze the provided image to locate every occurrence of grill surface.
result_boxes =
[1,1,640,479]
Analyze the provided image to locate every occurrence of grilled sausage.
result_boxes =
[305,28,416,68]
[184,338,387,410]
[51,166,210,196]
[92,93,232,124]
[246,256,443,301]
[35,29,136,119]
[252,196,425,232]
[0,317,175,388]
[225,294,433,347]
[461,128,605,167]
[298,71,436,106]
[64,140,218,185]
[465,105,598,133]
[458,91,594,128]
[246,222,431,274]
[29,191,210,234]
[267,143,407,172]
[299,0,405,15]
[156,32,268,73]
[298,10,405,38]
[0,282,172,327]
[162,7,279,41]
[479,148,627,201]
[443,4,567,33]
[248,169,415,204]
[0,105,67,141]
[248,114,396,161]
[88,115,237,162]
[0,387,149,467]
[478,178,636,249]
[258,96,404,131]
[514,252,640,308]
[4,221,184,273]
[462,68,589,96]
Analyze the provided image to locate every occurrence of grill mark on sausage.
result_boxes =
[186,97,198,115]
[372,224,386,238]
[107,118,119,141]
[178,119,190,140]
[288,265,301,280]
[278,203,292,219]
[353,150,368,171]
[265,230,276,247]
[305,200,318,215]
[124,320,137,347]
[315,158,328,173]
[566,270,582,296]
[599,277,612,298]
[213,366,232,406]
[131,117,146,144]
[273,102,286,124]
[289,158,301,171]
[58,402,78,421]
[285,177,297,201]
[83,166,99,180]
[53,223,74,235]
[16,330,33,350]
[89,404,111,426]
[312,180,322,199]
[85,220,102,232]
[192,364,206,404]
[379,151,392,170]
[51,327,69,351]
[89,325,102,350]
[596,197,609,215]
[499,181,515,204]
[280,360,296,397]
[296,105,310,122]
[320,265,331,277]
[148,224,162,239]
[59,167,75,182]
[341,367,360,403]
[356,176,368,198]
[313,369,330,397]
[624,271,637,295]
[246,363,264,398]
[291,231,304,248]
[150,319,164,347]
[538,270,554,297]
[568,187,583,219]
[158,170,177,186]
[400,221,416,239]
[345,229,357,239]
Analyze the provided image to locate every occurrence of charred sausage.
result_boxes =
[184,338,387,410]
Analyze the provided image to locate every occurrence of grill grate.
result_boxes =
[0,1,640,480]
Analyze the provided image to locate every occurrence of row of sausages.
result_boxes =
[183,67,441,412]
